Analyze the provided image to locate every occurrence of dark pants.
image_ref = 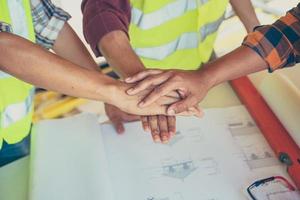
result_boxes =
[0,133,30,167]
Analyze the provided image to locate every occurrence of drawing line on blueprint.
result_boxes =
[146,192,184,200]
[168,127,203,147]
[228,120,279,170]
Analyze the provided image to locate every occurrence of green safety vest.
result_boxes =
[129,0,229,70]
[0,0,35,149]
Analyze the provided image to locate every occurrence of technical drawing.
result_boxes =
[146,193,184,200]
[197,157,219,176]
[162,159,197,181]
[267,190,300,200]
[168,131,185,146]
[228,120,280,170]
[168,127,203,146]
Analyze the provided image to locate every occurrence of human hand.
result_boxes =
[110,81,201,116]
[110,82,202,143]
[105,103,140,134]
[125,69,215,115]
[140,115,176,144]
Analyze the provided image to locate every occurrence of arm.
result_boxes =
[230,0,260,32]
[0,32,171,116]
[126,4,300,114]
[82,0,180,143]
[52,22,99,71]
[99,30,144,77]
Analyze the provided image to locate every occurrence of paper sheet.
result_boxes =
[29,114,114,200]
[29,106,296,200]
[100,106,292,200]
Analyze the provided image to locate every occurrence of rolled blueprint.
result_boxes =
[257,73,300,147]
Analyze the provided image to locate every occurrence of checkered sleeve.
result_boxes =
[0,22,13,33]
[242,3,300,72]
[31,0,71,49]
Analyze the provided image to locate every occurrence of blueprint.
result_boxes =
[100,106,292,200]
[29,106,296,200]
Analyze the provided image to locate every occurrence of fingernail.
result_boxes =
[162,136,169,144]
[154,135,161,143]
[125,77,131,82]
[117,129,124,134]
[127,88,134,94]
[168,109,175,115]
[138,101,145,107]
[169,131,175,136]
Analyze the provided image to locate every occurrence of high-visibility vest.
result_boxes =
[0,0,35,150]
[129,0,229,70]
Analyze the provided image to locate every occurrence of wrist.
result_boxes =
[104,81,129,107]
[196,66,219,90]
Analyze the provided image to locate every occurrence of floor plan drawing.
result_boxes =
[168,127,203,147]
[162,158,197,181]
[168,131,185,146]
[146,193,184,200]
[228,120,280,170]
[197,157,219,176]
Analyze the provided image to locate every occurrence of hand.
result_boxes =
[141,115,176,144]
[110,82,202,116]
[105,104,175,144]
[105,103,140,134]
[125,69,214,115]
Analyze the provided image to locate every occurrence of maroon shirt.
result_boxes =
[81,0,131,57]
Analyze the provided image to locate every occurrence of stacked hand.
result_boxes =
[125,69,215,116]
[107,80,203,143]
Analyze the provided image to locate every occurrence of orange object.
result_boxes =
[230,76,300,189]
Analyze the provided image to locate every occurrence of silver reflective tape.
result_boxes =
[1,89,34,128]
[132,0,208,30]
[200,15,224,42]
[134,32,199,60]
[0,71,11,79]
[134,17,223,60]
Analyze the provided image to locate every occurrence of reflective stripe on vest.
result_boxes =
[1,89,34,128]
[0,71,11,79]
[129,0,229,70]
[134,15,224,61]
[0,0,35,149]
[131,0,209,30]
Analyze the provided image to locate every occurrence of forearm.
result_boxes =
[53,23,98,71]
[98,30,145,78]
[202,46,267,87]
[230,0,260,32]
[0,32,116,102]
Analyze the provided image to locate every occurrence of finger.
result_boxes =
[122,113,140,122]
[139,80,179,107]
[149,116,161,143]
[167,116,176,137]
[158,115,169,144]
[125,69,163,83]
[165,90,180,99]
[141,116,150,132]
[127,72,173,96]
[191,106,204,118]
[110,117,125,134]
[167,96,198,115]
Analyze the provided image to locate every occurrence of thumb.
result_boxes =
[167,96,198,115]
[111,117,125,134]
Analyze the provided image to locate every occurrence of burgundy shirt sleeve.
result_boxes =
[81,0,131,57]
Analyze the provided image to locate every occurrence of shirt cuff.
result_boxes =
[242,25,295,72]
[32,0,71,49]
[83,11,129,57]
[0,22,13,33]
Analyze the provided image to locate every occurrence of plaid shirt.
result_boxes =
[0,0,70,49]
[243,3,300,72]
